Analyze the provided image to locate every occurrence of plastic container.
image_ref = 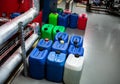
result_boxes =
[37,39,53,51]
[10,12,21,19]
[70,35,83,47]
[69,13,78,28]
[46,51,66,82]
[49,13,58,26]
[53,26,65,40]
[68,45,84,56]
[52,41,68,53]
[41,24,54,40]
[29,48,48,79]
[63,54,84,84]
[78,13,88,30]
[58,13,70,27]
[55,32,69,43]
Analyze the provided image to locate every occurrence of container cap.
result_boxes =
[75,54,80,58]
[60,40,64,44]
[39,47,44,51]
[55,50,61,54]
[56,30,60,33]
[74,39,78,45]
[45,38,49,41]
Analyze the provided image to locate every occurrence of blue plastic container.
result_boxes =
[55,32,69,43]
[10,13,21,19]
[68,45,84,56]
[29,48,48,79]
[52,41,68,53]
[69,13,78,28]
[37,39,53,51]
[70,35,83,47]
[58,13,70,27]
[46,51,66,82]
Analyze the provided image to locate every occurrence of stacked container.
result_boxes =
[68,35,84,56]
[41,24,54,40]
[52,26,65,40]
[29,48,48,79]
[46,32,69,82]
[64,35,84,84]
[55,32,69,43]
[46,51,66,82]
[52,41,69,53]
[37,39,53,51]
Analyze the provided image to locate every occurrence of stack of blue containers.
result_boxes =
[68,35,84,56]
[69,13,78,28]
[46,32,69,82]
[29,39,53,79]
[52,32,69,53]
[28,32,85,83]
[58,13,70,27]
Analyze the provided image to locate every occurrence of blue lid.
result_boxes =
[47,51,66,65]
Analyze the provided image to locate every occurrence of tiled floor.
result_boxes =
[12,2,120,84]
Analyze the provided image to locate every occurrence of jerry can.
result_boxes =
[53,26,65,40]
[64,54,84,84]
[41,24,54,40]
[46,51,66,82]
[29,48,48,79]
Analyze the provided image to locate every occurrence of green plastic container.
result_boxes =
[49,13,58,26]
[41,24,54,40]
[53,26,65,40]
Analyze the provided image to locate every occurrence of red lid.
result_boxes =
[45,38,49,41]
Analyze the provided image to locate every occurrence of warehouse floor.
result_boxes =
[12,1,120,84]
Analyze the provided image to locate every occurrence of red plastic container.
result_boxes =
[0,0,31,17]
[32,11,42,27]
[78,13,88,30]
